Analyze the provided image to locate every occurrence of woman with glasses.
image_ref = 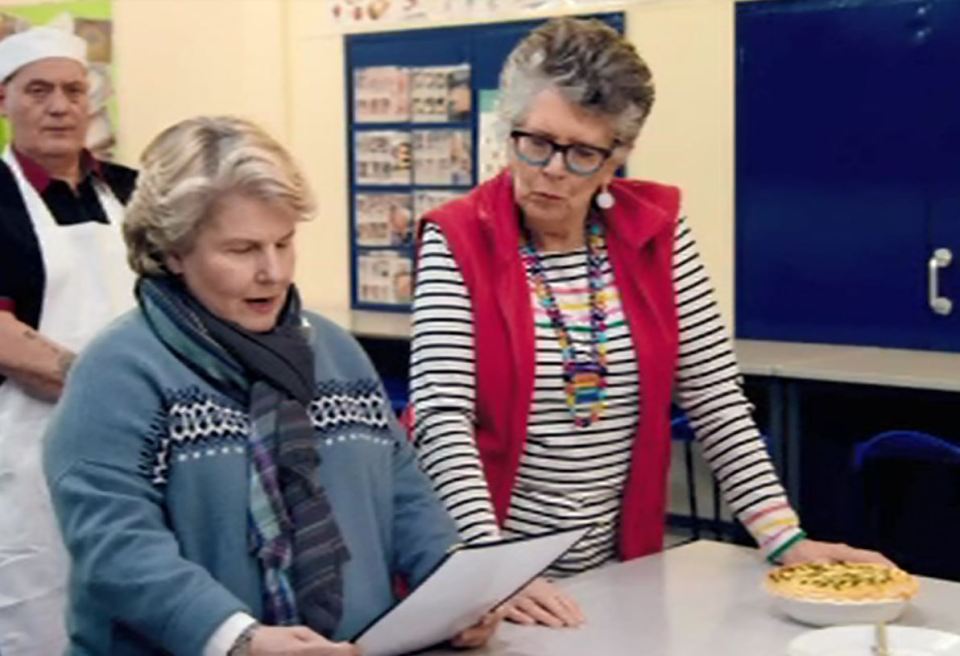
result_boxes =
[410,17,889,629]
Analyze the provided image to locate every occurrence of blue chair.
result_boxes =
[672,410,779,544]
[671,413,724,541]
[852,430,960,581]
[853,430,960,471]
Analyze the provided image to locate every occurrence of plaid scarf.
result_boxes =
[137,276,351,636]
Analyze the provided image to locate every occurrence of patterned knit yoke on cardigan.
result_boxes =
[137,276,351,636]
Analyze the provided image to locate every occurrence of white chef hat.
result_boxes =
[0,26,87,83]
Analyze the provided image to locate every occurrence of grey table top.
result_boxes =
[735,339,960,392]
[425,540,960,656]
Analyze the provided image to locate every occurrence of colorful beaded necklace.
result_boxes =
[520,213,608,428]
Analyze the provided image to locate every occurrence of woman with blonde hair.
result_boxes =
[44,116,497,655]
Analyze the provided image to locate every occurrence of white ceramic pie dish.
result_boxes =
[766,563,919,626]
[770,591,910,626]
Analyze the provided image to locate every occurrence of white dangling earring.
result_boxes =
[595,185,615,210]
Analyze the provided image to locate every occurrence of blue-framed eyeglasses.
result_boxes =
[510,129,617,177]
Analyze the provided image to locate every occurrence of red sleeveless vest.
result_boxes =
[421,170,680,559]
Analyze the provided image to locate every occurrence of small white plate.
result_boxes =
[788,625,960,656]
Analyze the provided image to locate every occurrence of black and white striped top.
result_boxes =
[411,215,802,576]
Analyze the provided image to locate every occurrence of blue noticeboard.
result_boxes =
[345,13,624,312]
[735,0,960,352]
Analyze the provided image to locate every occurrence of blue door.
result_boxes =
[925,0,960,350]
[736,0,951,350]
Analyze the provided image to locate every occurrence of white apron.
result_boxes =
[0,147,134,656]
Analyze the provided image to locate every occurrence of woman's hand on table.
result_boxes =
[502,577,585,628]
[779,538,895,567]
[249,625,360,655]
[450,606,506,649]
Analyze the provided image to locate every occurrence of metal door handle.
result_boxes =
[928,248,953,316]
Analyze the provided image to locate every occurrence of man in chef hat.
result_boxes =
[0,25,137,656]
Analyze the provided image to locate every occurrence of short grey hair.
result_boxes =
[124,115,315,276]
[498,17,655,146]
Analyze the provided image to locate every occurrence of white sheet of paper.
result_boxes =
[354,526,590,656]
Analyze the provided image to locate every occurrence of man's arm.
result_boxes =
[0,311,75,402]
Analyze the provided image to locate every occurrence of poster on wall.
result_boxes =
[412,129,472,186]
[354,66,411,123]
[328,0,430,28]
[329,0,640,32]
[355,130,412,185]
[0,0,116,160]
[413,189,465,236]
[355,192,414,246]
[477,89,507,182]
[447,65,471,121]
[327,0,635,33]
[413,189,464,220]
[357,250,414,306]
[411,64,471,123]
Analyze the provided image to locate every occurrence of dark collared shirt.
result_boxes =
[13,148,111,225]
[0,150,136,327]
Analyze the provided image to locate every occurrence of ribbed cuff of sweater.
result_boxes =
[739,500,805,562]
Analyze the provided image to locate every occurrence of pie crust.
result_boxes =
[765,562,919,602]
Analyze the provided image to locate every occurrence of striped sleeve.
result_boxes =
[409,222,501,544]
[671,214,805,558]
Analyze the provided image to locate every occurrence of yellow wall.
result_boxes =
[111,0,289,163]
[2,0,738,323]
[625,0,735,325]
[287,0,350,315]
